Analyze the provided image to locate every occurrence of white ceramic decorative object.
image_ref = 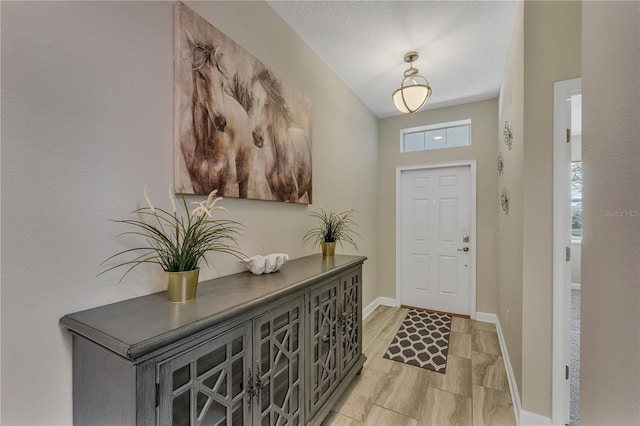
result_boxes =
[242,253,289,275]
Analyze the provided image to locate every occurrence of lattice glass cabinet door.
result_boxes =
[254,296,304,426]
[308,280,340,418]
[157,323,252,426]
[339,270,362,376]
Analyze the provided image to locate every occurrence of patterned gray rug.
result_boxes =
[383,309,452,373]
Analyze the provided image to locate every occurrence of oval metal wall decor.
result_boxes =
[497,152,504,176]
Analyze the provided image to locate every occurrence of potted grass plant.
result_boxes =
[303,207,360,257]
[100,185,244,303]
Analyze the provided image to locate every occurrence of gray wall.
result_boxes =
[581,1,640,424]
[0,2,379,423]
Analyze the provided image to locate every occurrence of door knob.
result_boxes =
[457,247,469,252]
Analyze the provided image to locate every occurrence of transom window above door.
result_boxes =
[401,119,472,153]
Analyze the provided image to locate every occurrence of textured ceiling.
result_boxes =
[267,1,519,118]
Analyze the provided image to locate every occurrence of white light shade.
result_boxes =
[392,83,431,113]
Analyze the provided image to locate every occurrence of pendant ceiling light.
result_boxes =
[392,51,432,114]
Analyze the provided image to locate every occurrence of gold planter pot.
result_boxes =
[167,269,200,303]
[321,242,336,257]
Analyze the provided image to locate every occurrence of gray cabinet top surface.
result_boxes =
[60,254,366,361]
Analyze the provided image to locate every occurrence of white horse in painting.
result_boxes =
[249,69,312,203]
[183,37,257,198]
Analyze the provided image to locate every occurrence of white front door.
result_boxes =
[399,166,472,315]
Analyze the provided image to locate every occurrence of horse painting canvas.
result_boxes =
[174,2,313,204]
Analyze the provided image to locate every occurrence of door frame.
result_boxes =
[395,160,477,319]
[552,77,581,425]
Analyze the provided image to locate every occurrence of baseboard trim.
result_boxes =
[519,410,552,426]
[571,283,581,291]
[478,312,523,425]
[363,297,397,319]
[473,312,554,425]
[475,312,497,323]
[493,315,522,425]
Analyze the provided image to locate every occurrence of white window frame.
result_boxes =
[400,119,472,153]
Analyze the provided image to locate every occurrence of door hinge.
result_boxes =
[155,383,160,407]
[566,128,571,143]
[566,246,571,262]
[566,365,570,380]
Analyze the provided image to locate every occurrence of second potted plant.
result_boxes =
[303,207,360,257]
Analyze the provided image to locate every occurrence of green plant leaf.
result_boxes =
[302,207,360,251]
[100,187,245,282]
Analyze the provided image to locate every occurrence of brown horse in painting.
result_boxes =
[249,69,312,203]
[182,38,254,198]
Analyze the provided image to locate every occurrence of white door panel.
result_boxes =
[400,166,471,315]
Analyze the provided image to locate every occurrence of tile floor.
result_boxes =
[322,305,517,426]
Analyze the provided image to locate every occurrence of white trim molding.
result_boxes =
[477,312,521,425]
[475,312,497,324]
[493,315,522,426]
[478,312,553,426]
[552,77,581,425]
[362,297,397,320]
[519,410,552,426]
[395,160,477,319]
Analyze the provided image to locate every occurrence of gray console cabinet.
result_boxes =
[157,320,253,425]
[157,297,304,425]
[60,254,366,426]
[307,267,363,423]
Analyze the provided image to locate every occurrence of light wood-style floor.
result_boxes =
[322,305,517,426]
